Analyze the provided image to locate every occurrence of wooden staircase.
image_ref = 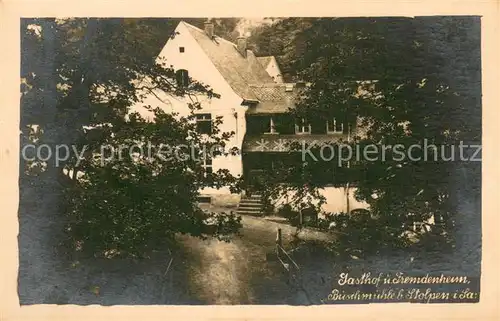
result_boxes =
[237,193,264,216]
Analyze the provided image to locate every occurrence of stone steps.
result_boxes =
[237,194,264,216]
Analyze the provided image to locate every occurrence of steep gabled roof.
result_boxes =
[182,21,274,100]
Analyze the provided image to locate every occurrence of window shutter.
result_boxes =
[344,115,354,134]
[336,118,344,132]
[176,69,189,87]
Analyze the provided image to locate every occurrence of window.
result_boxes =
[175,69,189,87]
[264,117,279,134]
[179,47,185,53]
[295,118,311,134]
[195,113,212,134]
[197,196,211,203]
[326,118,344,134]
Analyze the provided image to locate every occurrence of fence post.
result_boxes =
[276,228,282,248]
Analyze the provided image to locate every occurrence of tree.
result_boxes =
[254,17,481,254]
[66,106,242,258]
[247,18,307,82]
[21,18,243,259]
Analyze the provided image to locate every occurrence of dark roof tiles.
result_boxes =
[183,22,275,100]
[246,84,300,114]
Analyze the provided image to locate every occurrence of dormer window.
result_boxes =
[175,69,189,87]
[326,118,344,134]
[179,47,185,53]
[295,118,311,134]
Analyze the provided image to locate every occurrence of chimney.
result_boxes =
[204,21,214,39]
[236,36,247,57]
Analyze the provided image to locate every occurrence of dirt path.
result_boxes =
[175,215,332,304]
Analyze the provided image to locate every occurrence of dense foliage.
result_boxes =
[250,17,481,253]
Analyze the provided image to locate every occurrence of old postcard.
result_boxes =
[1,0,499,320]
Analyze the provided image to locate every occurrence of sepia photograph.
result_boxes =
[17,15,483,307]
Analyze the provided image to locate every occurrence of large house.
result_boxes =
[132,20,368,215]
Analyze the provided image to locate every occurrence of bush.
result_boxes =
[276,204,319,227]
[277,204,300,226]
[323,211,409,257]
[65,172,243,259]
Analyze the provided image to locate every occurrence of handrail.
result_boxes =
[276,243,300,271]
[163,248,174,276]
[274,234,314,304]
